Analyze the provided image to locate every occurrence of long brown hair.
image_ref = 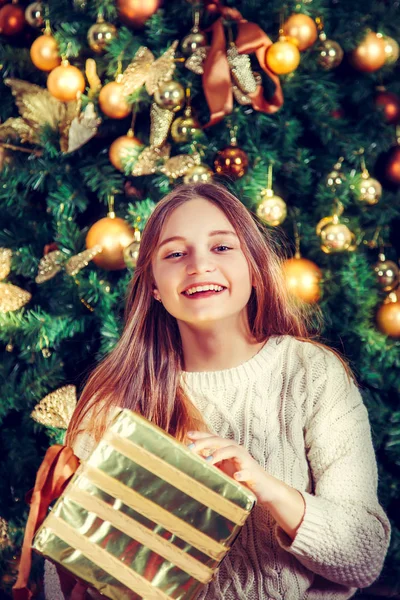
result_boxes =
[66,182,356,446]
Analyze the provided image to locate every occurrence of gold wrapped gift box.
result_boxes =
[32,409,256,599]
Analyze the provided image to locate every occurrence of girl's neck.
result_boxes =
[180,332,267,373]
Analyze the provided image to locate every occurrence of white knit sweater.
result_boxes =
[44,335,391,600]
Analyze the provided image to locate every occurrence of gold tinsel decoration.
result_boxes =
[0,248,12,280]
[0,282,31,313]
[31,385,77,429]
[35,250,64,283]
[65,245,103,276]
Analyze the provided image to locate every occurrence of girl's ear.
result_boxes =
[153,289,161,302]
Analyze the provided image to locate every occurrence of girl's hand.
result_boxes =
[186,431,284,505]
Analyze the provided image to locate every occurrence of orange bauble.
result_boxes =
[117,0,160,28]
[349,31,386,72]
[109,134,144,172]
[376,290,400,338]
[266,37,301,74]
[86,215,137,270]
[282,13,318,51]
[0,3,25,35]
[47,61,86,101]
[282,257,322,304]
[30,33,61,72]
[98,81,131,119]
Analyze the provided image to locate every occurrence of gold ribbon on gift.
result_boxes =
[202,1,284,127]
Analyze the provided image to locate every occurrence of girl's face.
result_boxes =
[151,198,254,327]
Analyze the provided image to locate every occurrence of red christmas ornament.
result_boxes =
[383,145,400,186]
[375,90,400,125]
[0,3,25,35]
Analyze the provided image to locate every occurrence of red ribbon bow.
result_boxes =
[202,1,284,127]
[12,445,80,600]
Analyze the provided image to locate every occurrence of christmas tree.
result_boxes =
[0,0,399,596]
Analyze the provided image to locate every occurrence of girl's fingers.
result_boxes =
[205,445,244,465]
[233,469,255,483]
[187,431,213,439]
[187,435,232,452]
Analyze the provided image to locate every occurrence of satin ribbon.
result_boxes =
[202,2,284,127]
[12,445,80,600]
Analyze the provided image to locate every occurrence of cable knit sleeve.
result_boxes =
[274,344,391,589]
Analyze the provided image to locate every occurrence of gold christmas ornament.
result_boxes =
[317,36,343,70]
[170,109,202,143]
[282,256,322,303]
[282,13,318,51]
[373,252,399,292]
[381,34,399,65]
[87,16,117,54]
[86,214,137,270]
[182,30,207,56]
[317,214,356,253]
[349,31,386,73]
[35,250,64,283]
[123,230,141,268]
[98,79,131,119]
[256,188,287,226]
[47,60,86,102]
[30,33,61,71]
[65,246,102,276]
[0,282,31,312]
[25,1,44,28]
[109,131,144,172]
[352,173,382,205]
[154,80,185,112]
[181,7,207,56]
[31,385,77,429]
[326,158,345,189]
[0,247,12,280]
[376,289,400,338]
[183,163,213,184]
[266,36,300,75]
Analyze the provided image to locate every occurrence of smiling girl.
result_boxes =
[46,182,391,600]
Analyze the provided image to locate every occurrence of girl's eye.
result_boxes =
[165,246,232,259]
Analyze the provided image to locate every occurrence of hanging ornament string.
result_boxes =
[201,0,284,127]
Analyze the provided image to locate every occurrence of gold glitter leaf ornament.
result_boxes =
[0,248,12,280]
[35,250,65,283]
[0,282,31,313]
[31,385,77,429]
[159,152,201,179]
[64,102,102,154]
[121,41,179,98]
[149,102,174,148]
